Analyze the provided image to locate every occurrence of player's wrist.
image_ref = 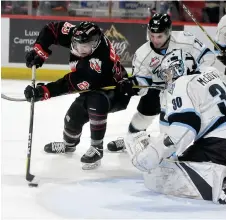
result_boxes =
[37,85,50,100]
[33,44,51,60]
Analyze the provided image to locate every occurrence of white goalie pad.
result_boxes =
[143,160,226,204]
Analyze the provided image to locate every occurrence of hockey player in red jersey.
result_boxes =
[24,21,138,169]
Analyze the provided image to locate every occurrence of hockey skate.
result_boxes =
[81,145,103,170]
[44,141,79,154]
[107,138,126,152]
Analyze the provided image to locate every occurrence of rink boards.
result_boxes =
[1,16,217,81]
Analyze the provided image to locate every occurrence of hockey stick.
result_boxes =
[178,0,223,54]
[26,66,39,187]
[2,85,163,102]
[1,93,27,102]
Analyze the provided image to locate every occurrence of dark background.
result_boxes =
[9,18,183,67]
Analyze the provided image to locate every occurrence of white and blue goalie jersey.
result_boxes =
[163,67,226,155]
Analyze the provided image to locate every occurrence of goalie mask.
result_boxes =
[160,49,198,86]
[71,22,102,57]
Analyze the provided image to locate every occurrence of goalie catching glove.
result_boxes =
[125,131,160,172]
[125,131,176,172]
[24,83,50,102]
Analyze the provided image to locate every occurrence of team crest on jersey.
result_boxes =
[150,57,160,68]
[89,58,102,73]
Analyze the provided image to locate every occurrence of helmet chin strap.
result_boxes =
[91,38,101,54]
[160,35,171,50]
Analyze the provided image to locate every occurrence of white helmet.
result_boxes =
[160,49,197,85]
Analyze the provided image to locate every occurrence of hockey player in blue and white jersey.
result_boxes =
[107,13,225,151]
[125,49,226,204]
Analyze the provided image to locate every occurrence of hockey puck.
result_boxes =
[28,183,39,187]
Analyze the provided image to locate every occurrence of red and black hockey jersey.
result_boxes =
[33,21,126,98]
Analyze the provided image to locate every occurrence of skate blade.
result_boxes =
[82,160,101,170]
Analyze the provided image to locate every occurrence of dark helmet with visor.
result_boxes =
[71,22,102,56]
[148,13,172,34]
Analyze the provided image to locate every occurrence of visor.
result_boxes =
[71,34,100,56]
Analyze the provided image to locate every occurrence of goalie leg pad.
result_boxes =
[143,160,226,204]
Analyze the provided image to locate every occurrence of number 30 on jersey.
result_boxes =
[172,97,182,110]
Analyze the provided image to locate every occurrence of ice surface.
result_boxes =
[2,80,226,219]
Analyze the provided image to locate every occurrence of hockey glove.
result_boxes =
[24,83,50,102]
[25,44,52,68]
[115,78,139,96]
[125,131,160,172]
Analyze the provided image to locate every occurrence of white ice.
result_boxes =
[2,80,226,219]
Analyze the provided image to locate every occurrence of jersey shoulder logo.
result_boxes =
[89,58,102,73]
[61,22,75,35]
[77,81,90,90]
